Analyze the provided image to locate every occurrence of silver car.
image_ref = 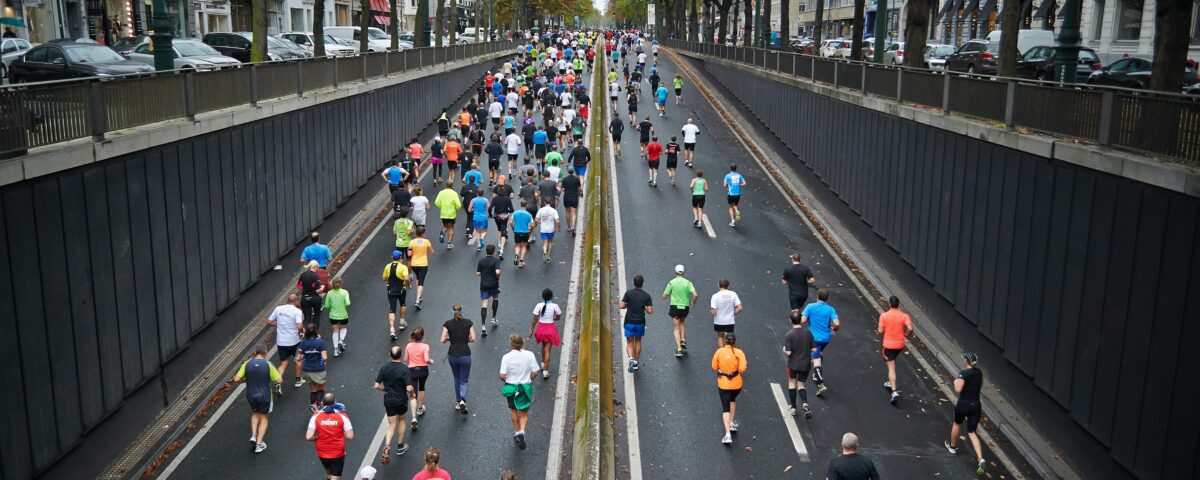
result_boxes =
[127,39,241,71]
[923,44,956,70]
[882,41,905,65]
[280,32,357,57]
[1,37,35,78]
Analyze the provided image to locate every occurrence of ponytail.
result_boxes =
[452,304,463,321]
[423,447,441,472]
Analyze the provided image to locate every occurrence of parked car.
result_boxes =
[110,35,151,56]
[324,26,392,52]
[1,37,35,79]
[45,38,98,44]
[272,35,315,58]
[202,32,307,62]
[126,38,240,71]
[882,41,905,64]
[835,40,855,58]
[819,39,843,58]
[985,29,1055,56]
[7,43,153,83]
[944,39,999,75]
[861,38,876,60]
[1086,57,1200,90]
[923,43,956,69]
[1015,45,1102,81]
[280,32,357,57]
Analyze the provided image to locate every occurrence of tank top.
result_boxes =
[692,178,706,196]
[405,342,430,367]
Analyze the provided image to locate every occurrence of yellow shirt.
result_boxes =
[408,238,432,267]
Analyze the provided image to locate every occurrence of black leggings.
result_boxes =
[410,366,429,391]
[431,162,443,179]
[300,294,322,326]
[718,388,741,413]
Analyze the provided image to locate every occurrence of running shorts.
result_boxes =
[493,217,510,237]
[515,232,531,244]
[388,292,407,311]
[666,158,678,169]
[787,367,810,382]
[481,288,501,300]
[812,341,830,360]
[535,144,548,159]
[301,369,327,385]
[247,394,272,414]
[883,347,905,361]
[640,137,650,145]
[473,218,489,230]
[563,197,579,209]
[441,217,456,227]
[320,456,346,476]
[629,104,637,113]
[277,344,298,363]
[489,159,501,170]
[412,266,428,284]
[668,305,690,319]
[508,153,518,162]
[691,195,706,208]
[648,160,660,170]
[718,388,742,413]
[954,401,983,433]
[575,166,587,176]
[727,195,741,206]
[329,318,348,326]
[789,293,808,310]
[541,232,555,241]
[684,142,696,151]
[385,401,409,417]
[675,88,682,96]
[612,133,622,142]
[623,322,645,338]
[713,323,735,333]
[409,366,429,391]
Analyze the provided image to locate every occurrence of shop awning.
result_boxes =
[374,14,391,25]
[979,0,998,17]
[934,0,954,23]
[1034,0,1056,19]
[370,0,391,13]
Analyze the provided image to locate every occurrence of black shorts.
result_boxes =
[787,367,810,382]
[535,144,548,158]
[612,134,622,142]
[388,292,407,311]
[247,395,272,414]
[727,195,741,206]
[409,366,429,391]
[515,232,531,244]
[675,88,682,96]
[640,137,650,145]
[489,159,501,170]
[320,456,346,476]
[508,153,518,162]
[668,305,690,319]
[648,160,660,170]
[412,266,428,284]
[954,401,983,433]
[718,388,741,413]
[691,195,706,208]
[442,217,456,228]
[277,344,298,363]
[666,158,678,169]
[714,323,734,333]
[684,142,696,151]
[883,346,905,361]
[329,318,348,326]
[563,197,579,209]
[629,104,638,113]
[385,401,409,417]
[789,293,808,310]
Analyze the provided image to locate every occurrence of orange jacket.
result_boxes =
[711,346,747,390]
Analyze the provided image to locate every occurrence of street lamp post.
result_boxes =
[1053,0,1081,83]
[149,0,175,72]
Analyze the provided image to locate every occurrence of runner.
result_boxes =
[608,113,625,157]
[441,304,476,414]
[664,136,681,186]
[681,118,700,167]
[559,169,582,235]
[529,288,562,380]
[711,334,747,445]
[511,200,535,268]
[428,137,445,185]
[723,164,746,227]
[232,346,280,454]
[403,328,433,430]
[410,187,430,227]
[381,159,409,192]
[783,310,817,418]
[504,130,524,173]
[536,200,560,263]
[434,182,462,250]
[655,82,669,116]
[298,261,326,326]
[373,346,414,463]
[383,250,413,339]
[476,244,503,332]
[486,134,506,177]
[637,117,654,157]
[323,278,351,357]
[445,136,464,185]
[626,88,639,127]
[568,139,591,176]
[500,334,541,450]
[801,289,839,396]
[662,264,698,358]
[608,80,621,110]
[673,74,684,104]
[781,253,816,313]
[532,126,549,168]
[689,169,709,228]
[296,323,328,413]
[306,392,354,480]
[410,448,451,480]
[405,138,423,184]
[878,295,914,406]
[407,226,434,310]
[468,190,490,252]
[536,170,559,208]
[620,275,654,372]
[268,294,305,391]
[709,278,743,347]
[827,433,881,479]
[393,207,415,260]
[945,352,987,475]
[645,135,662,186]
[490,182,515,259]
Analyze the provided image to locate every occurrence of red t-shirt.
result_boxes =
[308,411,353,459]
[411,468,452,480]
[646,142,663,160]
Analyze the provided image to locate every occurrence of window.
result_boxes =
[1091,0,1105,40]
[1107,58,1132,72]
[1,40,15,54]
[25,46,47,62]
[44,47,65,64]
[1114,0,1142,40]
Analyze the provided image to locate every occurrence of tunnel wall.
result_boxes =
[701,59,1199,480]
[0,61,493,478]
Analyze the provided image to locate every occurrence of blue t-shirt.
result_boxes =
[724,172,745,196]
[802,301,838,343]
[555,83,566,94]
[533,130,548,145]
[512,209,533,233]
[463,169,484,186]
[526,45,533,53]
[492,82,504,96]
[300,243,332,268]
[565,48,574,59]
[471,196,489,221]
[656,86,669,103]
[504,115,515,130]
[298,338,326,372]
[612,51,620,62]
[386,166,406,185]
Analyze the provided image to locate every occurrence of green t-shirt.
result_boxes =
[394,218,414,248]
[663,277,696,307]
[691,178,707,196]
[673,77,683,89]
[545,151,563,166]
[323,288,351,320]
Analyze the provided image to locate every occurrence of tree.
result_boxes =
[474,0,482,42]
[996,0,1019,75]
[417,0,430,47]
[251,0,267,62]
[902,0,929,67]
[390,0,400,50]
[741,0,753,46]
[780,0,790,50]
[688,0,699,41]
[761,0,772,48]
[359,0,371,52]
[449,0,458,43]
[435,0,446,46]
[715,0,733,43]
[813,0,824,50]
[849,0,864,58]
[313,0,327,57]
[1150,0,1192,91]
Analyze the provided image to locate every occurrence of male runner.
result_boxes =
[609,114,625,157]
[655,83,670,116]
[510,200,535,268]
[267,294,304,390]
[681,118,700,167]
[781,253,816,314]
[307,393,354,480]
[638,117,654,156]
[433,182,462,250]
[620,275,654,372]
[709,278,743,347]
[560,169,582,235]
[723,164,746,227]
[504,130,524,173]
[662,264,698,358]
[783,311,817,418]
[645,136,663,187]
[664,136,681,186]
[626,89,639,126]
[801,289,839,396]
[476,244,503,331]
[468,192,490,252]
[536,200,560,262]
[232,346,280,454]
[569,139,591,177]
[878,295,914,406]
[382,251,413,340]
[486,134,506,176]
[608,80,621,110]
[373,346,415,462]
[945,352,988,475]
[489,184,515,258]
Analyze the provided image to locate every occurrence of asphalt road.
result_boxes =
[608,51,1016,479]
[161,64,587,480]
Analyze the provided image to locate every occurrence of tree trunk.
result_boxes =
[359,0,371,52]
[434,0,445,47]
[717,2,731,42]
[741,0,752,46]
[849,0,864,58]
[762,0,771,48]
[389,0,399,50]
[813,0,824,48]
[995,0,1019,75]
[902,0,929,67]
[251,0,267,62]
[314,0,326,56]
[474,1,482,42]
[1150,0,1191,91]
[449,0,457,43]
[689,0,699,41]
[416,0,429,47]
[780,0,789,50]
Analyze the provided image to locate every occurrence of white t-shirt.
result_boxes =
[533,301,562,324]
[504,133,523,154]
[489,101,504,119]
[307,410,353,431]
[710,289,742,326]
[545,165,562,181]
[537,205,559,233]
[506,91,520,109]
[562,108,577,126]
[637,52,647,64]
[559,91,573,106]
[410,196,429,216]
[609,82,621,97]
[269,304,304,346]
[544,58,554,69]
[681,124,700,143]
[500,349,541,384]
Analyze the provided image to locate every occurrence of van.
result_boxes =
[984,29,1055,56]
[325,26,392,52]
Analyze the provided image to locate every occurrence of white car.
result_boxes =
[325,26,392,52]
[1,37,35,78]
[126,39,240,71]
[819,39,843,58]
[280,32,357,57]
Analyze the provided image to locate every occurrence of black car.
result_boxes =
[944,40,1000,75]
[1015,46,1102,81]
[202,32,306,63]
[1086,57,1200,90]
[7,43,154,83]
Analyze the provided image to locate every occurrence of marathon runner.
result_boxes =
[878,296,914,406]
[783,311,818,418]
[620,275,654,373]
[681,118,700,168]
[709,278,743,347]
[468,191,490,252]
[403,328,433,430]
[723,164,746,227]
[781,253,816,314]
[536,199,561,263]
[382,250,412,339]
[609,113,625,157]
[529,288,563,380]
[296,324,328,413]
[560,169,582,236]
[323,278,350,357]
[945,352,988,475]
[662,264,698,358]
[673,74,684,104]
[476,244,503,331]
[711,334,747,445]
[441,305,476,414]
[267,294,304,391]
[500,334,540,450]
[645,135,662,187]
[801,289,840,396]
[638,117,654,157]
[406,226,433,310]
[433,182,462,250]
[373,346,414,463]
[664,136,681,186]
[490,180,515,257]
[232,346,280,454]
[690,169,709,229]
[511,200,535,268]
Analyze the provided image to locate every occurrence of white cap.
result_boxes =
[356,465,377,479]
[674,264,685,274]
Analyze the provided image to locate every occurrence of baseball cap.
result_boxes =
[961,352,979,365]
[392,250,403,260]
[674,264,685,274]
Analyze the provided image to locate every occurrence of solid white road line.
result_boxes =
[769,382,811,462]
[356,416,391,475]
[701,213,717,238]
[610,95,644,480]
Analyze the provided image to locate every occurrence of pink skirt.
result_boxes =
[534,322,561,346]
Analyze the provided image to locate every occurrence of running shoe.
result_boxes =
[477,242,484,252]
[249,435,257,445]
[883,381,892,392]
[294,377,304,388]
[381,445,391,464]
[439,231,445,243]
[729,420,739,432]
[339,342,346,353]
[254,442,267,454]
[333,345,340,357]
[977,459,986,475]
[411,419,419,432]
[481,328,488,337]
[789,406,797,416]
[890,391,900,406]
[721,432,732,445]
[728,220,735,227]
[415,300,422,310]
[628,360,636,373]
[944,440,958,454]
[671,179,676,186]
[399,320,408,331]
[680,340,688,353]
[514,257,520,266]
[390,328,398,341]
[632,361,639,371]
[492,318,499,327]
[544,256,551,263]
[674,349,683,358]
[498,254,504,261]
[648,179,653,185]
[396,442,410,456]
[417,406,426,416]
[273,383,283,397]
[460,401,469,415]
[447,243,454,250]
[735,211,741,221]
[516,432,527,450]
[802,404,812,419]
[816,384,828,397]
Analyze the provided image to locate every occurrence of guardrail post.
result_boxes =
[1003,81,1016,129]
[833,61,839,89]
[792,53,798,75]
[87,81,107,138]
[296,60,305,96]
[895,67,902,100]
[361,53,368,82]
[1098,90,1114,146]
[184,71,197,119]
[249,64,260,105]
[810,56,815,80]
[941,73,951,114]
[383,50,389,76]
[860,63,867,92]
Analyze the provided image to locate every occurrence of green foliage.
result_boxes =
[611,0,649,25]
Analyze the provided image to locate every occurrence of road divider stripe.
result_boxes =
[701,213,717,238]
[769,382,811,462]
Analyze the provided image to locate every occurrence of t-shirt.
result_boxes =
[394,217,414,248]
[490,195,514,221]
[238,358,280,400]
[488,101,503,118]
[393,188,413,212]
[656,86,669,102]
[621,288,653,324]
[443,318,473,356]
[375,361,412,406]
[802,301,838,343]
[444,141,463,161]
[957,367,983,405]
[504,134,523,154]
[638,121,654,139]
[434,189,462,219]
[410,196,429,218]
[512,209,534,233]
[609,118,624,135]
[537,205,559,233]
[878,309,913,349]
[681,124,700,143]
[519,184,538,208]
[569,147,591,166]
[308,410,353,459]
[299,270,322,295]
[537,179,559,200]
[545,151,564,167]
[463,169,484,186]
[665,142,680,160]
[382,261,409,295]
[784,327,815,372]
[323,288,351,320]
[826,454,880,480]
[711,346,747,390]
[385,165,406,185]
[408,142,423,160]
[408,238,432,267]
[710,289,742,326]
[477,256,501,290]
[500,349,541,384]
[724,172,745,196]
[663,277,696,307]
[560,175,582,200]
[405,341,430,367]
[298,338,326,372]
[533,301,561,324]
[411,468,452,480]
[609,82,621,97]
[470,196,489,221]
[646,142,662,160]
[546,165,562,181]
[533,130,548,145]
[269,304,304,346]
[301,243,332,268]
[782,264,814,297]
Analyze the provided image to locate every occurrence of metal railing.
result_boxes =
[664,39,1200,166]
[0,40,512,157]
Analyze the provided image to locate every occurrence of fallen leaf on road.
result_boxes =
[784,465,793,472]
